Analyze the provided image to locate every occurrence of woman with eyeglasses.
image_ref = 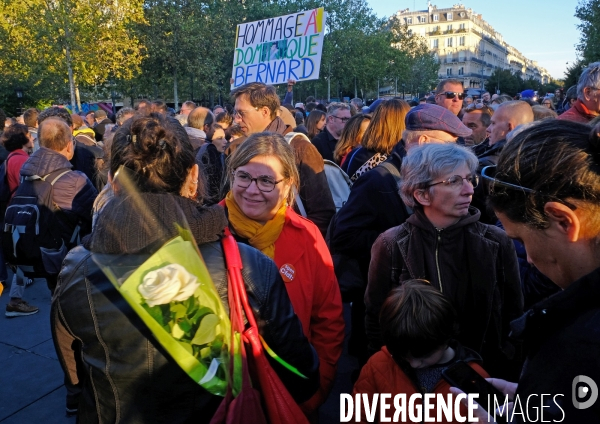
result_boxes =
[222,132,344,421]
[463,119,600,423]
[541,97,556,110]
[52,116,320,422]
[342,99,410,181]
[365,142,523,380]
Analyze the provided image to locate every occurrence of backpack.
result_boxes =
[323,160,352,212]
[2,168,81,275]
[283,132,353,213]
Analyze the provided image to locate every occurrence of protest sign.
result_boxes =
[231,8,325,88]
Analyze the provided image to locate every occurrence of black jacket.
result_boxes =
[367,207,523,379]
[311,127,337,162]
[511,267,600,423]
[51,194,319,423]
[473,139,506,224]
[330,141,409,283]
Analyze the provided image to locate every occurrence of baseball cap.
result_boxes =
[405,104,472,138]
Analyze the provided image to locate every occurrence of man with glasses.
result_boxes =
[179,101,196,117]
[312,102,351,161]
[462,103,493,147]
[227,82,335,236]
[557,61,600,124]
[434,79,465,116]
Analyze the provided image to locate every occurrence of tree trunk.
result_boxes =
[66,45,77,113]
[173,69,179,111]
[75,84,82,112]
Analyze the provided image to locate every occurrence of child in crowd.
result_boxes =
[352,280,489,423]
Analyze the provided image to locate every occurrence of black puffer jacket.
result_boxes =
[366,207,523,380]
[51,194,319,424]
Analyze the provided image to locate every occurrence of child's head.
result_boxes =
[380,280,458,368]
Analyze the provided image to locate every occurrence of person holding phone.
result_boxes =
[458,119,600,423]
[353,280,490,423]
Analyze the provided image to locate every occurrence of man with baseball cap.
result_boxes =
[329,104,471,365]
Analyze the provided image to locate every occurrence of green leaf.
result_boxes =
[143,303,166,326]
[172,322,185,339]
[191,314,220,346]
[179,341,193,354]
[171,304,187,320]
[179,318,192,333]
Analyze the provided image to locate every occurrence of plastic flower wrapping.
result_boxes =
[91,167,237,397]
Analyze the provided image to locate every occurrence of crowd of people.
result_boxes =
[1,61,600,423]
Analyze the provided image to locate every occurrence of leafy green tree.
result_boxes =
[576,0,600,63]
[0,0,145,112]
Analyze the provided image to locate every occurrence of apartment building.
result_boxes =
[397,3,551,91]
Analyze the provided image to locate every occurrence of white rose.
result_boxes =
[138,264,200,307]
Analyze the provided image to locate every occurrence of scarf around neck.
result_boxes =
[225,191,286,259]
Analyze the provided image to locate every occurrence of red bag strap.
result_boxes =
[222,228,259,331]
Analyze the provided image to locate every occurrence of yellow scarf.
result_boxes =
[225,191,287,259]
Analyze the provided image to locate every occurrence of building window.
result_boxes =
[406,17,412,24]
[419,16,426,23]
[447,38,453,47]
[433,14,439,21]
[459,36,465,46]
[432,39,438,48]
[447,12,453,20]
[447,68,453,76]
[459,23,465,30]
[458,67,464,75]
[447,24,453,31]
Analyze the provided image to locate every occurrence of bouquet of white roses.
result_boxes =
[98,235,233,396]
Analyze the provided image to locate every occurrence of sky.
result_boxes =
[365,0,581,81]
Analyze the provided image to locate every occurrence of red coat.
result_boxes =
[557,99,596,123]
[6,149,29,195]
[220,202,345,415]
[352,347,489,424]
[274,208,345,414]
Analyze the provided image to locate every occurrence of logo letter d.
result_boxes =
[573,375,598,409]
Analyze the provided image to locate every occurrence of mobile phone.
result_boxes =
[442,360,508,422]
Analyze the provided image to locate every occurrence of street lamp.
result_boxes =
[109,80,117,116]
[402,83,406,99]
[218,80,223,106]
[15,88,24,114]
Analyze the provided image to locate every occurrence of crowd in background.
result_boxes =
[0,62,600,423]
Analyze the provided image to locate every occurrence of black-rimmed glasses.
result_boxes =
[427,174,479,189]
[330,115,350,123]
[232,170,284,192]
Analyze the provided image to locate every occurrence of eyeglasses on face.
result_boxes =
[439,91,465,100]
[232,170,284,192]
[427,174,478,189]
[330,115,350,123]
[465,103,493,113]
[232,107,259,119]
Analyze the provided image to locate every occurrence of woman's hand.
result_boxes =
[449,378,518,423]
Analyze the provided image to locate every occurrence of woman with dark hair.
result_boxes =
[342,99,409,181]
[0,123,33,195]
[52,113,319,422]
[1,123,35,315]
[333,113,371,166]
[305,110,326,140]
[463,119,600,422]
[222,132,344,421]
